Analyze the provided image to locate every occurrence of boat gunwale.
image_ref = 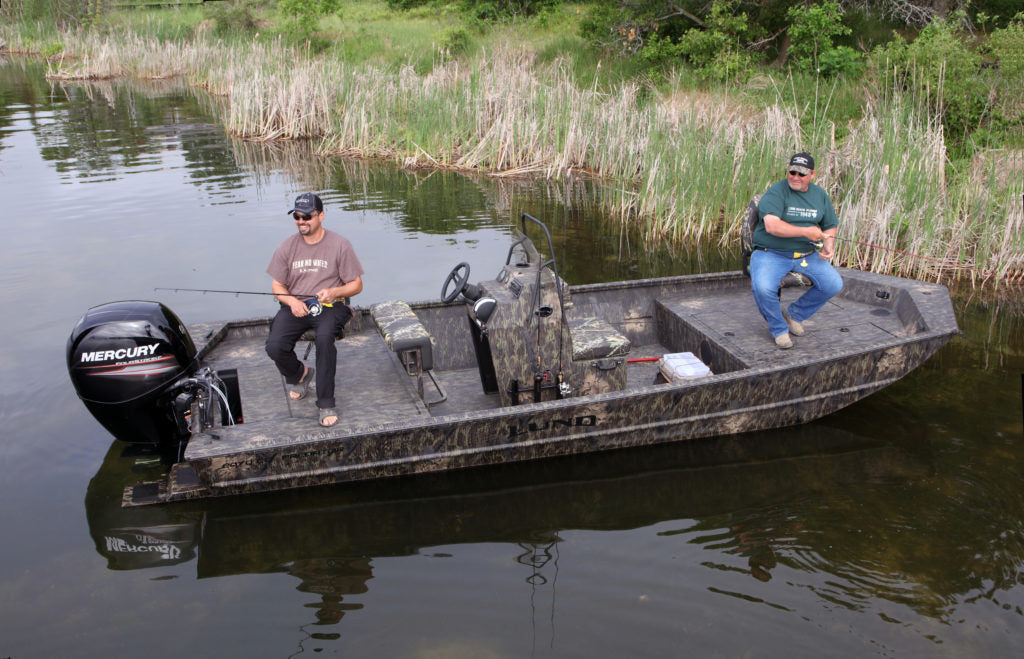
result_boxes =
[184,266,959,455]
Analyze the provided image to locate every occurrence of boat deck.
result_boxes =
[657,285,917,367]
[194,279,920,436]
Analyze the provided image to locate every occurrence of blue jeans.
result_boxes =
[750,248,844,338]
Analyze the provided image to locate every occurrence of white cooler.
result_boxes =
[658,352,712,381]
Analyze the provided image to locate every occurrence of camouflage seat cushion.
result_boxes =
[370,300,434,371]
[568,317,631,361]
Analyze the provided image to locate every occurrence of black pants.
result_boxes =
[265,304,352,409]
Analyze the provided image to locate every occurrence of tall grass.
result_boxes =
[955,149,1024,283]
[624,80,809,244]
[835,91,947,278]
[2,20,1021,283]
[831,67,1023,284]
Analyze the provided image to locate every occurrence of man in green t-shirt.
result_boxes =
[751,153,843,349]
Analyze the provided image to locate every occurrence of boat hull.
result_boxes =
[128,329,951,506]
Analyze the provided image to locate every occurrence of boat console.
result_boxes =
[444,213,631,406]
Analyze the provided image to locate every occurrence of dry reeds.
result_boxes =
[18,26,1024,283]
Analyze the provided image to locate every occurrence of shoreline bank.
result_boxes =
[2,26,1021,286]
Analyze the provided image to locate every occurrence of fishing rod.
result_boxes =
[155,287,327,315]
[820,237,1014,281]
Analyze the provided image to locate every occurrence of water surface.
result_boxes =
[1,58,1022,658]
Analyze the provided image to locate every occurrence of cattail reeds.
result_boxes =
[13,24,1022,284]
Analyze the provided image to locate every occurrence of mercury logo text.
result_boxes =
[80,343,160,363]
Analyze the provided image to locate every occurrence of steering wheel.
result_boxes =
[441,262,471,303]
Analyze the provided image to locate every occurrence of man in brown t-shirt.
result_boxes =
[265,192,364,427]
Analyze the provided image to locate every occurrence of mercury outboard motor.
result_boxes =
[66,300,241,445]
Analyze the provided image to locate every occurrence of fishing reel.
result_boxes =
[304,298,323,316]
[812,236,837,252]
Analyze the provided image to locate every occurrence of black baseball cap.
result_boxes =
[287,192,324,215]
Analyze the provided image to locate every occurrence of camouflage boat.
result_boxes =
[67,214,959,506]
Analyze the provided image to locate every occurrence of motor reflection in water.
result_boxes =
[85,444,201,571]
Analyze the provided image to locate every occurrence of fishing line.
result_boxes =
[817,238,1016,281]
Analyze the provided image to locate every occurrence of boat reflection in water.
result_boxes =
[86,422,930,627]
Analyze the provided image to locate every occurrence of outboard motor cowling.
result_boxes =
[67,301,199,444]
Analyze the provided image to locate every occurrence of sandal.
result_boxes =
[288,366,315,400]
[319,407,339,428]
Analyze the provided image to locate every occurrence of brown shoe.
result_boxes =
[775,333,793,349]
[782,310,804,336]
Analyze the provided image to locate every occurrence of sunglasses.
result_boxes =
[788,170,809,177]
[293,212,315,221]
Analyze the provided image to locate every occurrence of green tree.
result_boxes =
[872,14,986,138]
[786,0,861,76]
[675,0,758,81]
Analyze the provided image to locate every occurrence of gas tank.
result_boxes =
[67,300,198,444]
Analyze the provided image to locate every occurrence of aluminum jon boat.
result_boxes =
[66,214,959,506]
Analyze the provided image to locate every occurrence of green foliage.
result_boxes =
[577,2,619,47]
[386,0,431,9]
[275,18,333,52]
[279,0,341,19]
[578,1,705,55]
[583,0,762,81]
[459,0,556,21]
[107,5,203,41]
[639,32,686,69]
[839,6,905,52]
[985,14,1024,128]
[871,15,986,138]
[207,0,260,38]
[40,42,67,58]
[814,45,863,77]
[987,15,1024,80]
[438,25,471,57]
[971,0,1024,29]
[674,0,757,81]
[274,0,340,51]
[786,1,861,76]
[0,0,108,30]
[390,0,554,22]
